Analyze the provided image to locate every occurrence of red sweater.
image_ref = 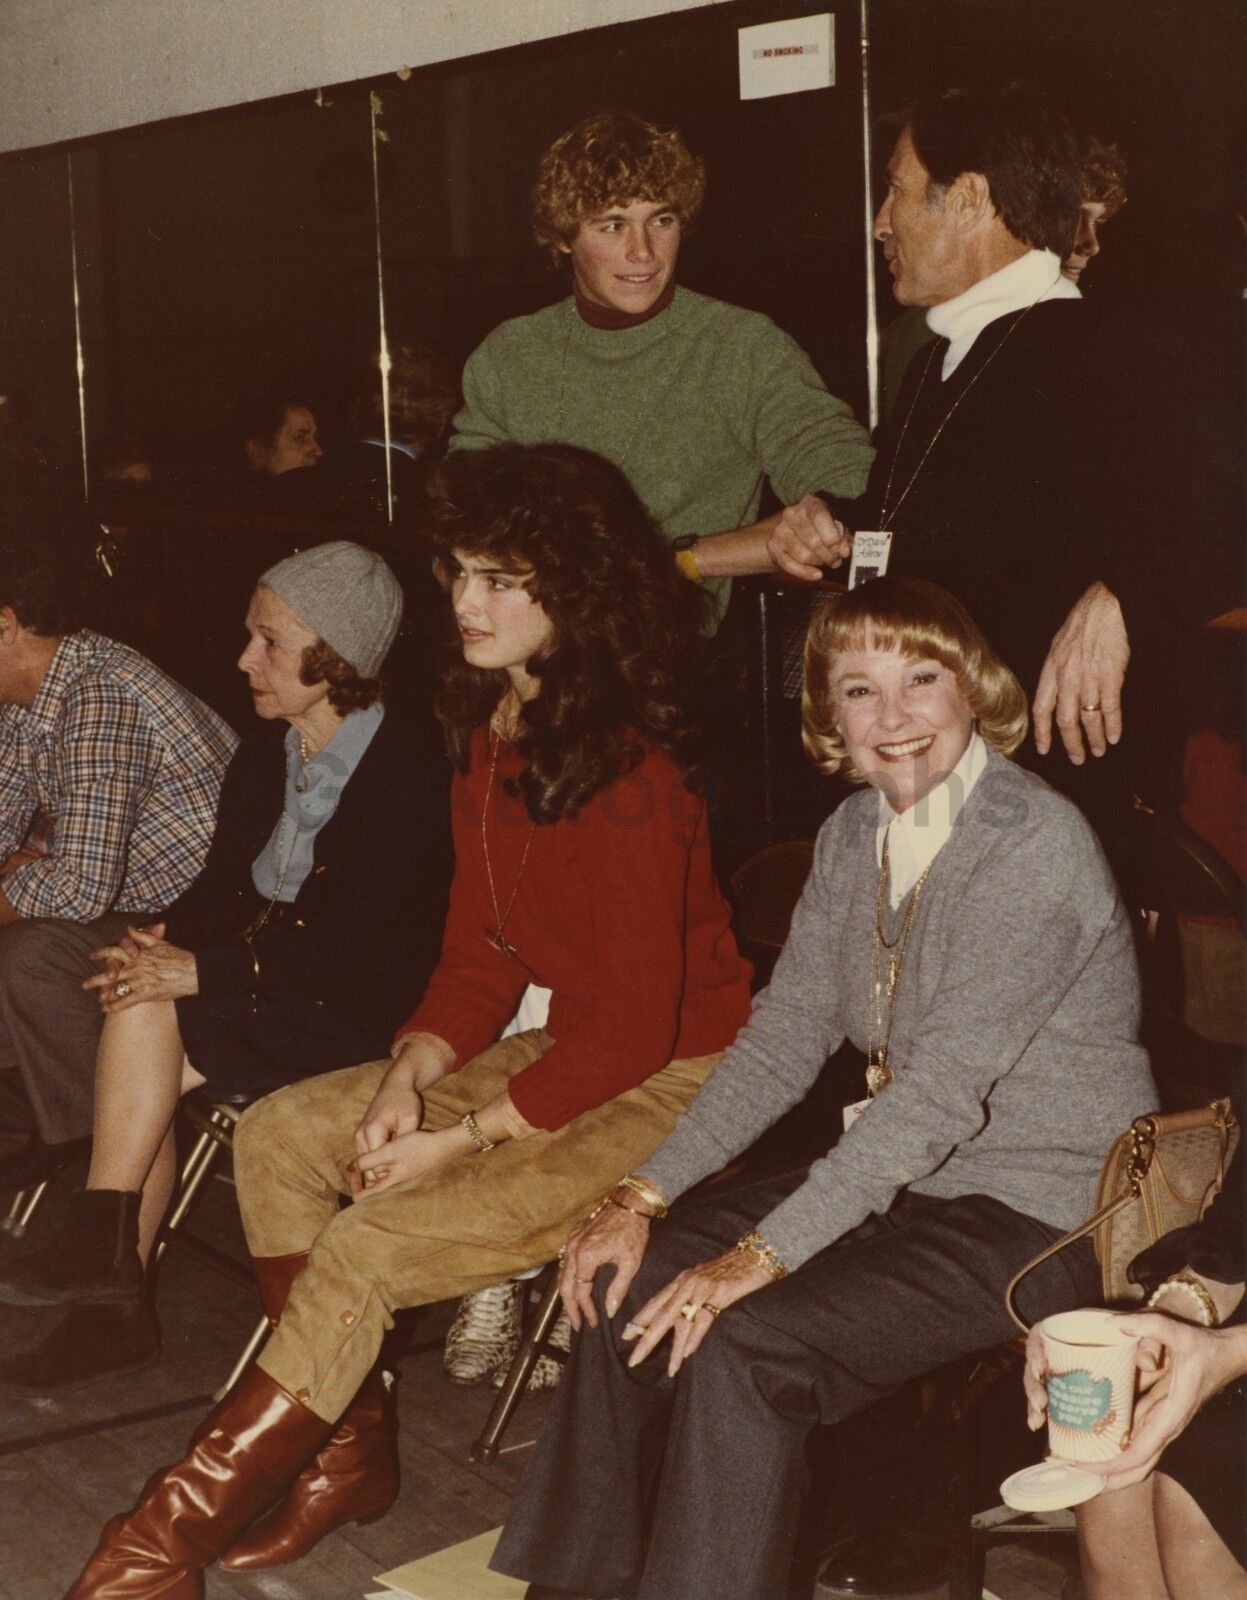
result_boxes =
[397,729,752,1130]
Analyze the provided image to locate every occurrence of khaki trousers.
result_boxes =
[233,1028,720,1421]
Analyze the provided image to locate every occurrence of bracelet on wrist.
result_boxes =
[459,1110,496,1154]
[616,1174,668,1218]
[1148,1272,1219,1327]
[606,1193,659,1221]
[735,1231,789,1280]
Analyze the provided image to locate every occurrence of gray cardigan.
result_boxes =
[638,751,1156,1269]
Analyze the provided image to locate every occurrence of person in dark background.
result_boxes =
[317,342,461,522]
[452,110,875,631]
[239,391,322,478]
[1060,137,1128,285]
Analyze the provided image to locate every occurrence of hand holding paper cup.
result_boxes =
[1002,1308,1140,1512]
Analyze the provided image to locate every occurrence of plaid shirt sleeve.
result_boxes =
[0,712,36,864]
[3,681,163,921]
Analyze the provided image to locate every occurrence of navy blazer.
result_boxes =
[164,707,452,1047]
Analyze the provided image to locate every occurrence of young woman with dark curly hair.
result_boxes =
[63,444,753,1597]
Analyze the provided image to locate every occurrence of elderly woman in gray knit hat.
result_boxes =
[0,540,451,1388]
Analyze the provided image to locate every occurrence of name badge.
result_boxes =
[849,530,892,589]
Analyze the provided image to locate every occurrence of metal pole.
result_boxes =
[66,152,90,499]
[859,0,880,432]
[369,90,395,523]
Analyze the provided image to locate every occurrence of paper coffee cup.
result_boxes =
[1039,1308,1139,1464]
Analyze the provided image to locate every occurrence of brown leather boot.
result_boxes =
[63,1367,330,1599]
[221,1363,400,1568]
[248,1250,310,1325]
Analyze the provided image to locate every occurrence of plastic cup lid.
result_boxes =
[1001,1460,1105,1512]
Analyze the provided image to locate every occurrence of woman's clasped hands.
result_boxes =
[347,1031,457,1200]
[84,922,199,1012]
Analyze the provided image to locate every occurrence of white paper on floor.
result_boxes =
[375,1527,526,1598]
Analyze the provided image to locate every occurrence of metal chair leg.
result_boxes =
[214,1310,272,1401]
[152,1125,221,1268]
[1,1179,49,1238]
[470,1266,563,1464]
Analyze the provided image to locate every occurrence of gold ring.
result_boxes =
[1081,704,1102,714]
[113,980,132,998]
[703,1302,721,1318]
[680,1301,699,1322]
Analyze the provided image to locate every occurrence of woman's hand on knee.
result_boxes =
[559,1204,650,1332]
[622,1249,772,1378]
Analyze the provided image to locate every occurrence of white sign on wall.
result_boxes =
[738,13,835,102]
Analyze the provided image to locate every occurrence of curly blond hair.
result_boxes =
[801,578,1027,780]
[531,112,706,263]
[1081,137,1127,217]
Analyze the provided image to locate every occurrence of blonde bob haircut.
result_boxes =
[531,112,707,264]
[801,576,1028,780]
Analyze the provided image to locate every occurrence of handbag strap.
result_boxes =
[1004,1188,1138,1334]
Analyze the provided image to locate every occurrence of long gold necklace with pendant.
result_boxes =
[481,732,535,958]
[866,833,934,1097]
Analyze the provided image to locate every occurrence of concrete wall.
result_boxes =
[0,0,728,154]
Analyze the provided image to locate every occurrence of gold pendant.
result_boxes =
[866,1061,893,1096]
[485,926,518,958]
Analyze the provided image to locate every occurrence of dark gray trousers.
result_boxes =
[0,913,134,1144]
[493,1166,1099,1600]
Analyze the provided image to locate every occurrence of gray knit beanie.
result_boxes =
[259,541,403,678]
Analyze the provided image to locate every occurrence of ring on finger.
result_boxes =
[703,1302,721,1318]
[1080,703,1102,715]
[679,1301,699,1322]
[112,980,133,998]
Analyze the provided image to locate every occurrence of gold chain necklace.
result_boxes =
[242,734,313,946]
[878,297,1046,529]
[866,833,934,1097]
[481,733,536,958]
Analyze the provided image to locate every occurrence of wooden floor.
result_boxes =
[0,1169,1076,1600]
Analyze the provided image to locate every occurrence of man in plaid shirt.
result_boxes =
[0,529,236,1189]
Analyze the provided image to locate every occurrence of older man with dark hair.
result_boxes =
[783,82,1200,786]
[0,518,236,1192]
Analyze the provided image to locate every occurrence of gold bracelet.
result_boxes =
[735,1231,789,1280]
[459,1111,496,1153]
[674,546,701,582]
[617,1174,668,1218]
[606,1193,659,1220]
[1148,1272,1219,1327]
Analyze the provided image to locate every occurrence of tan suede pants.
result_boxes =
[232,1028,720,1421]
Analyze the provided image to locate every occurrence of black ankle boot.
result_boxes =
[0,1297,160,1389]
[0,1188,143,1307]
[0,1133,90,1193]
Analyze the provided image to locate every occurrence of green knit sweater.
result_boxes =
[451,288,874,624]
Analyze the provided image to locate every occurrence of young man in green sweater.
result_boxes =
[451,111,874,629]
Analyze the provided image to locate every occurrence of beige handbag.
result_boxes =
[1006,1098,1239,1332]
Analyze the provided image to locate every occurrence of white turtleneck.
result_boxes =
[875,730,989,906]
[927,249,1079,380]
